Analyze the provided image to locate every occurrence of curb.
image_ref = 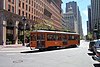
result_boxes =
[0,47,31,52]
[0,45,3,50]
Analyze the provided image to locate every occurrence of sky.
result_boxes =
[62,0,91,36]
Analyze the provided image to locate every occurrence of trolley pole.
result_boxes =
[22,16,26,46]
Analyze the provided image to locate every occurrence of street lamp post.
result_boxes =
[22,16,26,46]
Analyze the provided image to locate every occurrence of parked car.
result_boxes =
[93,40,100,53]
[92,48,100,62]
[92,40,100,62]
[88,40,97,52]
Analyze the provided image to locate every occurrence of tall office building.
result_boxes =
[0,0,62,46]
[63,6,77,32]
[91,0,100,39]
[62,13,70,31]
[66,1,77,18]
[65,1,83,37]
[77,7,83,38]
[87,6,92,33]
[65,1,78,33]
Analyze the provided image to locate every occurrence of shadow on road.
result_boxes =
[93,64,100,67]
[21,48,61,53]
[21,47,78,53]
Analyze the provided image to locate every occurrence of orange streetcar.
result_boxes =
[30,30,80,50]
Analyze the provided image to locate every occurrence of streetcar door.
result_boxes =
[62,34,67,45]
[37,33,45,49]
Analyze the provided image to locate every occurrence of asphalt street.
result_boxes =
[0,40,100,67]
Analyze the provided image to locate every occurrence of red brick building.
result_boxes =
[0,0,62,46]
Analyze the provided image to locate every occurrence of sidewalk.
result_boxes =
[0,45,3,50]
[0,45,31,52]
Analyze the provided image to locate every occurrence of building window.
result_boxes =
[19,9,21,15]
[22,3,24,9]
[12,6,14,13]
[34,3,36,8]
[29,0,30,4]
[29,6,30,12]
[22,11,24,16]
[32,15,33,20]
[8,5,11,11]
[32,8,33,13]
[34,9,35,15]
[32,1,33,6]
[26,0,28,3]
[26,13,27,18]
[8,0,11,2]
[26,5,28,10]
[29,14,30,19]
[44,9,52,18]
[47,0,51,3]
[19,0,21,7]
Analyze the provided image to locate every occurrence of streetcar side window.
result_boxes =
[58,34,62,40]
[75,36,78,40]
[62,34,67,45]
[47,34,61,41]
[47,34,53,41]
[37,34,45,40]
[68,35,75,40]
[53,34,61,41]
[62,34,67,40]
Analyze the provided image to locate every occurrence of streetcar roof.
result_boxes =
[32,30,79,35]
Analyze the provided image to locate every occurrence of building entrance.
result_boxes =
[6,19,14,45]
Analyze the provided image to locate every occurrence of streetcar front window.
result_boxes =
[37,34,45,40]
[31,34,36,41]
